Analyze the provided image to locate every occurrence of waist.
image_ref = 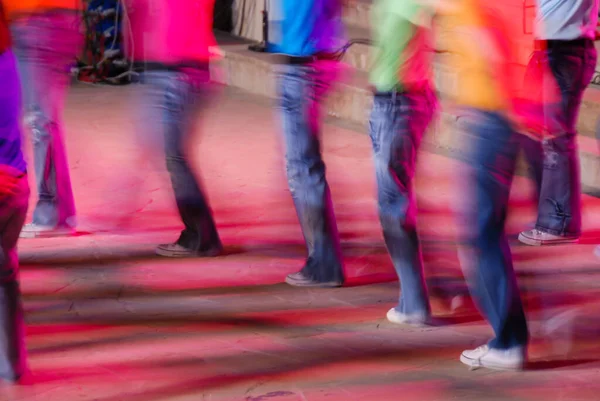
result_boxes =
[0,164,26,179]
[277,52,339,65]
[135,61,209,72]
[8,7,79,21]
[372,82,433,97]
[533,38,594,51]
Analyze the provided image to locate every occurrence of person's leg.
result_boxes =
[0,177,29,383]
[518,50,545,198]
[141,71,222,257]
[459,111,529,370]
[279,62,344,287]
[520,41,597,245]
[369,89,435,324]
[10,12,82,237]
[0,49,30,382]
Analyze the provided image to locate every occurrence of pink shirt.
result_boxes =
[123,0,216,65]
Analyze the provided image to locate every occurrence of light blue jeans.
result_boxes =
[368,88,436,316]
[10,10,82,228]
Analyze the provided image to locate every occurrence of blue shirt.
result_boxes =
[269,0,345,56]
[535,0,599,40]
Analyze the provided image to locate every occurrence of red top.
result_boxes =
[123,0,217,66]
[0,5,10,54]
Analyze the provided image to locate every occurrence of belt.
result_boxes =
[372,82,432,97]
[533,38,593,51]
[280,53,338,65]
[135,61,209,72]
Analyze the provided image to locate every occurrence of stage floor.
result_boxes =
[5,83,600,401]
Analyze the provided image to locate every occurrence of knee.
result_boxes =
[165,153,186,171]
[542,134,575,167]
[285,157,325,192]
[25,110,53,142]
[280,89,302,111]
[286,156,324,178]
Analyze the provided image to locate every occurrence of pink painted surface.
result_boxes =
[5,84,600,400]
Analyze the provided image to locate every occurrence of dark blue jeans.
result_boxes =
[278,62,344,283]
[460,110,529,350]
[140,70,221,251]
[368,89,436,316]
[520,39,597,236]
[0,50,30,381]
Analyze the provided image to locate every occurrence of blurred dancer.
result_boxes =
[368,0,437,324]
[0,4,30,382]
[123,0,223,257]
[3,0,83,238]
[271,0,345,287]
[518,0,598,246]
[440,0,529,370]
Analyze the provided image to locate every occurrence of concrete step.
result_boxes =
[216,42,600,192]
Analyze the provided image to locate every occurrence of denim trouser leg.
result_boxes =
[10,11,82,228]
[368,91,434,315]
[278,62,344,283]
[0,51,30,380]
[0,178,29,381]
[461,110,529,350]
[141,71,221,251]
[529,42,597,236]
[519,135,544,199]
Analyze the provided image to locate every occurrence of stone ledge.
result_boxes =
[217,44,600,192]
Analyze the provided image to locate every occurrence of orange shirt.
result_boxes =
[2,0,81,19]
[438,0,524,112]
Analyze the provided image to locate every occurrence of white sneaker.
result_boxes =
[518,229,578,246]
[460,344,525,371]
[19,224,75,239]
[386,308,429,326]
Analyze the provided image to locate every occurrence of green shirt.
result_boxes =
[369,0,432,92]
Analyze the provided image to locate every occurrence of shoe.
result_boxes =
[386,308,429,327]
[460,344,525,371]
[19,224,75,239]
[518,229,578,246]
[284,272,343,288]
[155,243,223,258]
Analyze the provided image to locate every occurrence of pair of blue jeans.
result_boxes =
[0,49,30,382]
[10,10,82,228]
[368,88,436,316]
[278,62,344,284]
[460,109,529,350]
[520,39,597,237]
[140,70,221,251]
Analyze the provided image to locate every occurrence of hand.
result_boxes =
[0,172,21,198]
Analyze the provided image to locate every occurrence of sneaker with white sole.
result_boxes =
[460,344,525,371]
[284,271,343,288]
[19,224,75,239]
[386,307,429,326]
[518,229,578,246]
[155,243,223,258]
